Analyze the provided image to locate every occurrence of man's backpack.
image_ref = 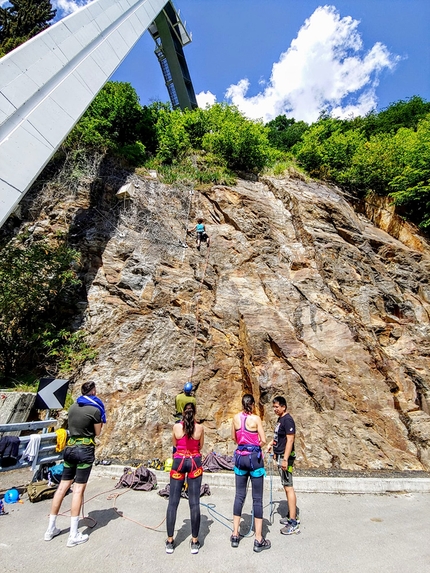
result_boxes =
[115,466,157,491]
[27,480,58,503]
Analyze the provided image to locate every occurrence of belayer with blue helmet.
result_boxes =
[175,382,196,418]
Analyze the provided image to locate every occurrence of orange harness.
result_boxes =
[170,450,203,480]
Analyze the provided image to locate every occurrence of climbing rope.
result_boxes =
[58,484,166,532]
[188,239,211,383]
[200,478,254,538]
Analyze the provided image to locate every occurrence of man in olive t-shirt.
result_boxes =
[44,381,103,548]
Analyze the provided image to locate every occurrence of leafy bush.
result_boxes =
[43,329,97,375]
[361,96,430,137]
[267,116,309,151]
[201,104,270,171]
[155,107,191,163]
[388,117,430,227]
[65,82,146,151]
[150,102,271,172]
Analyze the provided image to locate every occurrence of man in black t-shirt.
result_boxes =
[44,381,103,547]
[266,396,300,535]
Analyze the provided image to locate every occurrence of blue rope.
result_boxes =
[200,481,255,537]
[268,454,276,524]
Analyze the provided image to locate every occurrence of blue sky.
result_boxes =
[6,0,429,122]
[111,0,430,122]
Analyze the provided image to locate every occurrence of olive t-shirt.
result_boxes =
[175,393,196,415]
[68,403,101,439]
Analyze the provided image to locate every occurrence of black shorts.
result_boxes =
[62,445,95,484]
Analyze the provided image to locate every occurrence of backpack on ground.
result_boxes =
[27,480,58,503]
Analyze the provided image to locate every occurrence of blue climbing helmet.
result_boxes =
[4,488,19,504]
[183,382,193,395]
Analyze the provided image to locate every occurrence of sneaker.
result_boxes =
[280,515,301,525]
[44,527,61,541]
[190,540,201,554]
[280,521,300,535]
[230,535,240,548]
[253,537,271,553]
[165,540,174,554]
[66,532,89,547]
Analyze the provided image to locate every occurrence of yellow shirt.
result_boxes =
[175,393,196,414]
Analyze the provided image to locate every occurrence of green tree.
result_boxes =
[201,104,270,172]
[389,116,430,227]
[152,103,271,172]
[65,82,146,151]
[362,96,430,138]
[0,0,56,56]
[267,116,309,151]
[0,237,80,380]
[155,106,191,163]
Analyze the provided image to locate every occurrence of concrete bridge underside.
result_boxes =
[0,0,196,228]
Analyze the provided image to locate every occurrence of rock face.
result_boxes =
[21,165,430,470]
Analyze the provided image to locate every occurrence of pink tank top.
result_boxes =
[174,423,201,457]
[235,412,260,446]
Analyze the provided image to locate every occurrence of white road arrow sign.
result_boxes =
[36,379,69,409]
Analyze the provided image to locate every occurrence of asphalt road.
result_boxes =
[1,473,430,573]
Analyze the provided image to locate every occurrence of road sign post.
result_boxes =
[34,378,69,410]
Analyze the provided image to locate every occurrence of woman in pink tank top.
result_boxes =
[230,394,271,553]
[165,402,204,555]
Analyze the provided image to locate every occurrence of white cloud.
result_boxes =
[196,90,217,109]
[52,0,91,16]
[0,0,88,16]
[225,5,399,123]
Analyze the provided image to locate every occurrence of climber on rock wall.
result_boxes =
[188,218,210,250]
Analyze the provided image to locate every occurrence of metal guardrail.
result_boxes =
[0,419,56,433]
[0,420,64,473]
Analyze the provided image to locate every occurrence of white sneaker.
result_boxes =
[67,532,89,547]
[44,527,61,541]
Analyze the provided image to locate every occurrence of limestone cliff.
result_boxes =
[21,162,430,470]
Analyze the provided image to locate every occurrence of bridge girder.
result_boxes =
[0,0,196,229]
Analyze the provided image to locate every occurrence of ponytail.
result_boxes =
[242,394,255,414]
[182,402,196,438]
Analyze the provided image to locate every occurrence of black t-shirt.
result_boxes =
[273,413,296,457]
[68,403,101,439]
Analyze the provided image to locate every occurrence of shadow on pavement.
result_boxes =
[174,514,214,548]
[82,507,121,534]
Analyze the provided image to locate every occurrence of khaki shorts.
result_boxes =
[274,454,294,487]
[277,467,293,487]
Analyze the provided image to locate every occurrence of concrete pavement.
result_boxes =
[1,470,430,573]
